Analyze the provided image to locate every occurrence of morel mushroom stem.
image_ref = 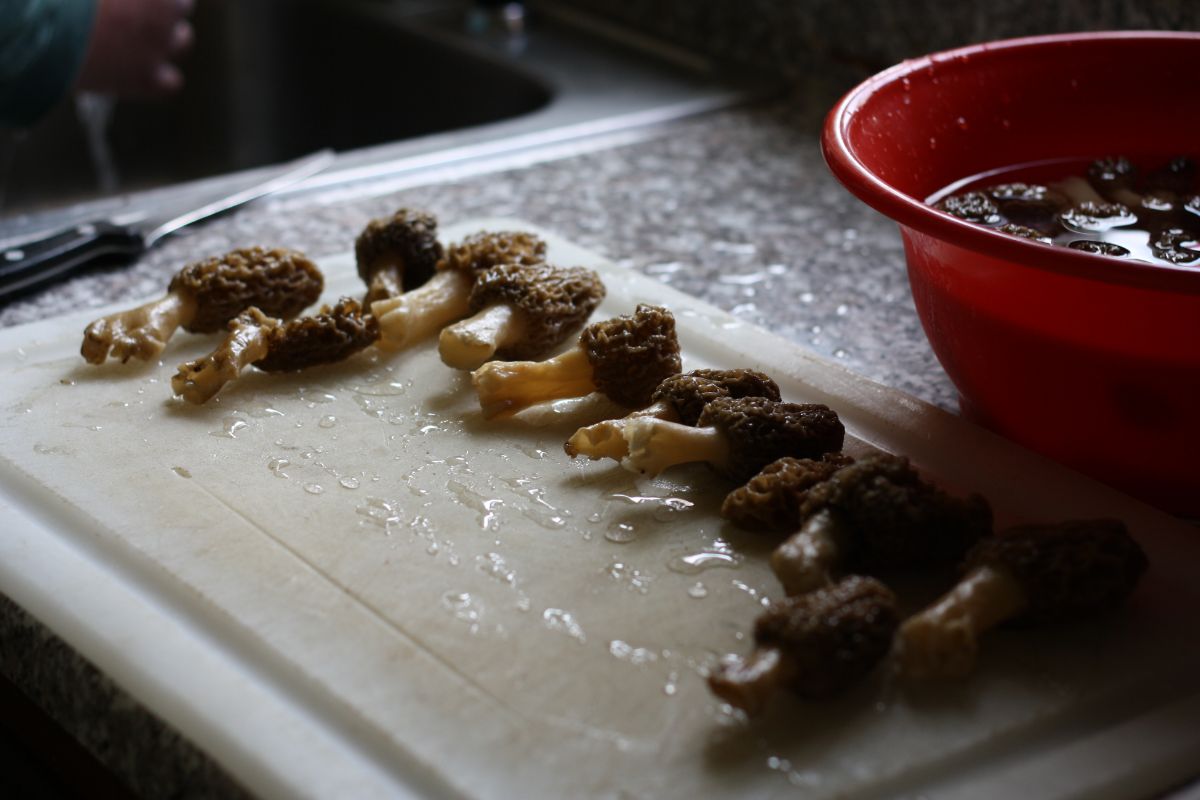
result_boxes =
[82,291,197,364]
[708,648,791,717]
[896,519,1147,681]
[472,346,596,419]
[622,416,731,477]
[81,247,322,364]
[355,208,443,305]
[171,309,274,404]
[896,565,1026,680]
[567,369,782,461]
[564,401,676,460]
[770,508,846,596]
[371,269,473,350]
[616,396,844,482]
[172,298,378,404]
[439,303,527,370]
[708,576,898,714]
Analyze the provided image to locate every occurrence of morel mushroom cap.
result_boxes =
[651,368,781,427]
[798,453,992,568]
[440,230,547,275]
[695,396,845,483]
[755,575,899,698]
[172,298,377,404]
[564,368,781,461]
[371,230,548,351]
[83,246,324,365]
[470,305,681,420]
[708,575,898,713]
[721,453,856,532]
[172,247,324,333]
[583,304,682,409]
[896,519,1147,680]
[464,263,605,361]
[354,209,443,303]
[254,297,379,372]
[963,519,1147,624]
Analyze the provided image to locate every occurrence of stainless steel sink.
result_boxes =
[0,0,769,240]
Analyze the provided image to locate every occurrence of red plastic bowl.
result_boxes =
[821,32,1200,515]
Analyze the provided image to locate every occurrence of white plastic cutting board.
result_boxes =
[1,219,1198,800]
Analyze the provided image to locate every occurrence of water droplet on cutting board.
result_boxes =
[303,482,324,495]
[663,671,679,696]
[318,415,337,429]
[543,609,586,643]
[268,458,290,478]
[243,401,285,418]
[209,417,247,439]
[687,582,708,598]
[441,591,483,633]
[338,476,360,490]
[605,522,637,543]
[608,640,658,666]
[667,542,742,575]
[356,497,400,529]
[477,552,516,585]
[352,379,408,397]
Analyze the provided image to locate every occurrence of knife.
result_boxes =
[0,149,334,301]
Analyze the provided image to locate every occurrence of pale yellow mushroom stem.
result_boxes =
[438,303,528,370]
[171,310,274,405]
[896,564,1028,680]
[471,346,596,419]
[770,508,845,596]
[620,416,730,477]
[707,647,791,716]
[82,292,197,365]
[371,269,473,350]
[564,401,677,459]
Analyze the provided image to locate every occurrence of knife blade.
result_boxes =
[0,149,334,301]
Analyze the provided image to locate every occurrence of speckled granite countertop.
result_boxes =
[0,81,957,797]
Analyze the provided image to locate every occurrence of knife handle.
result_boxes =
[0,221,145,301]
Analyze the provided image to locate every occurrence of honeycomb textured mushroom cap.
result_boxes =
[583,304,682,409]
[440,231,547,276]
[169,247,323,333]
[467,263,605,360]
[964,519,1148,624]
[721,453,856,532]
[354,208,443,295]
[754,575,898,698]
[254,298,379,372]
[695,396,845,483]
[651,368,781,427]
[799,453,992,569]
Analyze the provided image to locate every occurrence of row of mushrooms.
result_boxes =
[81,208,1149,717]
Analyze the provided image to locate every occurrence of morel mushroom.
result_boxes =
[708,575,898,715]
[770,454,991,596]
[371,230,546,350]
[354,208,443,304]
[619,396,844,483]
[438,262,605,370]
[720,453,856,532]
[171,297,378,404]
[82,247,323,364]
[897,519,1147,680]
[565,368,781,460]
[471,304,681,419]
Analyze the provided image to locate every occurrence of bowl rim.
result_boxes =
[821,30,1200,295]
